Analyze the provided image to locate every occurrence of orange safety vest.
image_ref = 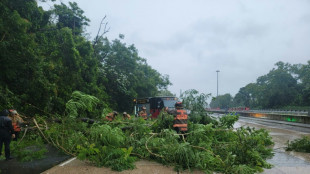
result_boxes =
[123,114,131,120]
[173,109,188,132]
[105,116,113,121]
[105,113,116,121]
[12,122,21,132]
[139,111,147,120]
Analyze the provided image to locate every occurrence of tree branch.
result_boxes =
[0,33,6,42]
[93,16,110,48]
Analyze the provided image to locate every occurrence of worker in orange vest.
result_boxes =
[8,109,24,141]
[122,112,131,120]
[168,102,188,133]
[139,106,148,120]
[105,111,118,121]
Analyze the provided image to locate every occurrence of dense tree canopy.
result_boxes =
[210,94,233,109]
[1,0,308,114]
[211,61,310,110]
[94,36,171,111]
[0,0,172,116]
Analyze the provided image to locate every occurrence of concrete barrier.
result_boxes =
[209,110,310,124]
[237,112,310,124]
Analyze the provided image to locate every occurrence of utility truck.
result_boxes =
[134,96,178,119]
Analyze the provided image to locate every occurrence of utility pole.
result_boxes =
[216,70,220,97]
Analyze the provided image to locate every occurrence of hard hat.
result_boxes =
[9,109,17,115]
[142,106,146,110]
[113,111,118,115]
[123,112,127,115]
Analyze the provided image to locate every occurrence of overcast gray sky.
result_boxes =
[40,0,310,98]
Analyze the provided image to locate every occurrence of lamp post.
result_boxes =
[216,70,220,97]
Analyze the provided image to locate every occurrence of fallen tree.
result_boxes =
[14,91,274,173]
[30,112,274,174]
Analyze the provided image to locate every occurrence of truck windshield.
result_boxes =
[163,99,177,108]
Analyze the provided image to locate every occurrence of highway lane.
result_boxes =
[232,115,310,174]
[43,114,310,174]
[238,116,310,133]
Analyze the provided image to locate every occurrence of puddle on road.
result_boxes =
[268,151,310,167]
[233,122,242,128]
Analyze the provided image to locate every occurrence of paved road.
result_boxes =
[238,116,310,133]
[43,115,310,174]
[43,159,204,174]
[234,115,310,174]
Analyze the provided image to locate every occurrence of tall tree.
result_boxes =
[234,61,302,109]
[53,2,90,35]
[290,61,310,106]
[210,94,233,109]
[0,0,171,115]
[233,83,262,108]
[0,0,52,113]
[259,62,298,108]
[94,36,171,111]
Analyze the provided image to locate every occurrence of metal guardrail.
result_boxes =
[207,109,309,116]
[207,109,310,124]
[243,110,308,116]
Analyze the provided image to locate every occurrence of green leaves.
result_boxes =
[95,37,172,111]
[180,89,212,124]
[210,94,233,109]
[37,110,275,173]
[11,136,48,162]
[219,113,239,129]
[181,89,210,113]
[53,2,90,35]
[75,124,136,171]
[65,91,100,118]
[89,124,125,147]
[233,61,308,109]
[230,127,274,171]
[1,0,171,115]
[286,136,310,153]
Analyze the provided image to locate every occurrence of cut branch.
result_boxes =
[17,128,28,146]
[145,133,164,159]
[33,118,50,144]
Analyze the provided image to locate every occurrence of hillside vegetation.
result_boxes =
[0,0,170,115]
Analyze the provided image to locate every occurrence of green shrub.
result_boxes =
[286,136,310,153]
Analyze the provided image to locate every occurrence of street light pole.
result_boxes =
[216,70,220,97]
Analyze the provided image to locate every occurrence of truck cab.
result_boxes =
[134,96,178,119]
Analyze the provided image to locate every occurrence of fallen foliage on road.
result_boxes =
[286,136,310,153]
[29,112,274,174]
[7,91,274,173]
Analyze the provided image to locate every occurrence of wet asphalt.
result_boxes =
[1,115,310,174]
[0,145,70,174]
[235,115,310,174]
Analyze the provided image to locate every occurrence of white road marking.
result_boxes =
[59,157,77,167]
